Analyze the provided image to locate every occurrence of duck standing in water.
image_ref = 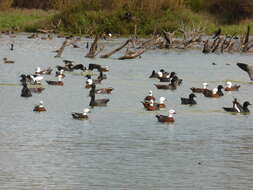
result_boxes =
[156,109,176,123]
[223,98,251,113]
[191,83,208,93]
[33,101,46,112]
[224,81,240,91]
[181,93,197,105]
[21,83,32,97]
[72,108,90,120]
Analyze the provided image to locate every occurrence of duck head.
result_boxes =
[149,90,153,96]
[189,93,196,99]
[159,97,166,104]
[243,101,251,107]
[202,82,208,89]
[168,109,176,118]
[170,72,176,78]
[226,81,232,88]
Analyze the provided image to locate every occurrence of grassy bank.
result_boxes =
[1,8,253,36]
[0,9,56,32]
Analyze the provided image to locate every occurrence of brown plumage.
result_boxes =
[46,80,64,86]
[33,106,46,112]
[224,85,240,91]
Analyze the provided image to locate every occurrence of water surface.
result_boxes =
[0,34,253,189]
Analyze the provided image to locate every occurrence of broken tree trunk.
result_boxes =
[118,49,145,60]
[85,34,99,58]
[100,39,131,58]
[54,39,69,58]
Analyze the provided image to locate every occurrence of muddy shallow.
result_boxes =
[0,34,253,189]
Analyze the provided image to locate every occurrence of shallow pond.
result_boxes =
[0,34,253,189]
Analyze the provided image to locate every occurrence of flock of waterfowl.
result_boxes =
[142,62,252,123]
[2,31,253,124]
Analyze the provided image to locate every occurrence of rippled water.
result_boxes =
[0,34,253,189]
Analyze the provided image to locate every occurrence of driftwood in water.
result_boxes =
[118,49,145,60]
[242,26,251,52]
[54,38,80,58]
[212,37,222,53]
[202,40,210,54]
[85,34,99,58]
[100,39,131,58]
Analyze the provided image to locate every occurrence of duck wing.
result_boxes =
[237,63,253,81]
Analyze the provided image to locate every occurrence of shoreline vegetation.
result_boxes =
[0,0,253,36]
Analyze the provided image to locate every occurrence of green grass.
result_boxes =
[0,9,56,31]
[1,7,253,37]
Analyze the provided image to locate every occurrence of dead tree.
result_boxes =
[100,39,131,58]
[118,49,145,60]
[85,34,99,58]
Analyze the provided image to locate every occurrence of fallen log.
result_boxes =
[118,49,145,60]
[100,39,131,58]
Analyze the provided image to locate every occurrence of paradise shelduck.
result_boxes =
[237,62,253,81]
[95,87,114,94]
[35,67,53,75]
[144,90,156,102]
[224,81,240,91]
[33,101,46,112]
[89,89,110,107]
[158,97,167,108]
[72,108,90,120]
[154,77,177,90]
[21,83,32,97]
[3,57,14,64]
[223,98,251,113]
[191,83,208,93]
[55,70,65,78]
[46,77,64,86]
[156,109,176,123]
[141,99,160,111]
[181,93,197,105]
[203,85,224,98]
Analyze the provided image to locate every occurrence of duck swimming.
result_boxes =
[144,90,156,102]
[142,99,160,111]
[3,57,14,64]
[181,93,197,105]
[33,101,46,112]
[203,85,224,98]
[156,109,176,123]
[46,77,64,86]
[224,81,240,91]
[223,98,251,113]
[89,87,110,107]
[191,83,208,93]
[72,108,90,120]
[55,70,65,78]
[154,77,177,90]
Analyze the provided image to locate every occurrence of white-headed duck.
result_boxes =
[224,81,240,91]
[144,90,156,102]
[33,101,46,112]
[191,82,208,93]
[156,109,176,123]
[72,108,90,120]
